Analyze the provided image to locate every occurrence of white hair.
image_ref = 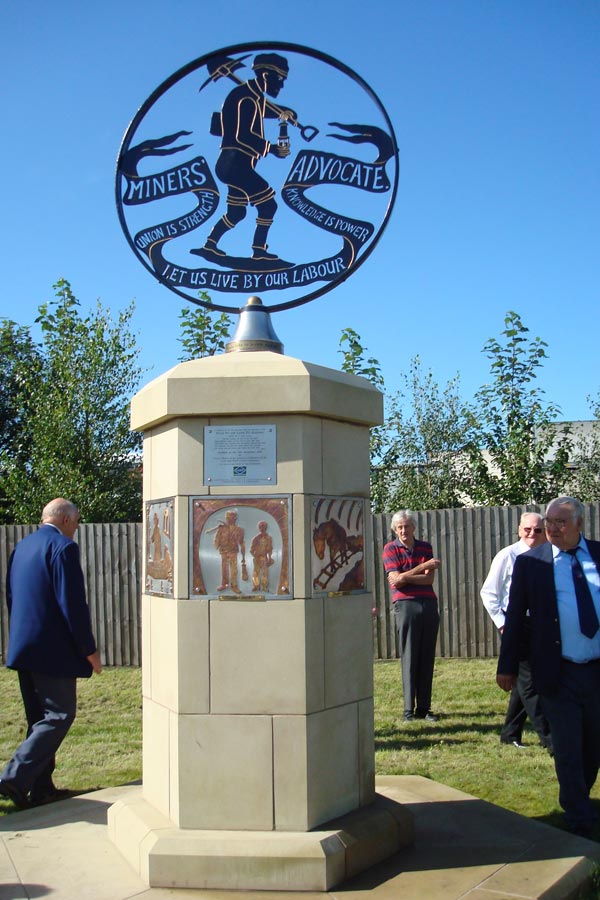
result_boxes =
[391,510,416,530]
[546,496,584,521]
[519,511,543,526]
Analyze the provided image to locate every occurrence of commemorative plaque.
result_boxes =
[116,42,399,314]
[204,424,277,486]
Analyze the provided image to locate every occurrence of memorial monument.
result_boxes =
[108,41,412,891]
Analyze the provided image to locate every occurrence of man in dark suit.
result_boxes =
[482,512,552,752]
[497,497,600,836]
[0,498,101,809]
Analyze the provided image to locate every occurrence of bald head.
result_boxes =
[41,498,80,539]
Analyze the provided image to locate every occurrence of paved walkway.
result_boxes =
[1,776,599,900]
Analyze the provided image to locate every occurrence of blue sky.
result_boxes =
[2,0,598,420]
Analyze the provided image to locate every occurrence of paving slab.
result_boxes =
[1,776,599,900]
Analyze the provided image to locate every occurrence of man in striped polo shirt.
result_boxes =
[383,511,441,722]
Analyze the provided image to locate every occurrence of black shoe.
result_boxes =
[415,709,439,722]
[0,779,30,809]
[202,240,226,257]
[30,787,72,806]
[252,245,281,261]
[501,739,526,749]
[190,242,227,262]
[403,711,415,721]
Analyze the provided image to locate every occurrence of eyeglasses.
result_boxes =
[522,527,542,534]
[544,518,572,529]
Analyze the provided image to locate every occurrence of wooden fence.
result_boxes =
[0,524,143,667]
[372,503,600,659]
[1,505,599,665]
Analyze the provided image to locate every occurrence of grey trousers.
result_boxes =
[1,671,77,797]
[394,598,439,714]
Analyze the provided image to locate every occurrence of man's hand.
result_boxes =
[87,651,103,674]
[406,559,442,577]
[278,107,297,123]
[388,557,442,588]
[496,673,516,692]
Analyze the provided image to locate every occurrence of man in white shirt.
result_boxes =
[481,512,552,752]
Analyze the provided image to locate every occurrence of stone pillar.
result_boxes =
[108,351,413,890]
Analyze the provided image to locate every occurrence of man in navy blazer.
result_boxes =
[0,498,101,809]
[498,497,600,836]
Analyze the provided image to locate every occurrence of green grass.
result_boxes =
[0,667,142,812]
[374,657,588,833]
[2,659,599,896]
[0,658,599,841]
[375,658,600,899]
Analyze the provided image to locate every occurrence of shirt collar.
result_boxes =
[551,535,587,558]
[396,538,415,550]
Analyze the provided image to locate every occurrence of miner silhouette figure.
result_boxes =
[196,53,294,267]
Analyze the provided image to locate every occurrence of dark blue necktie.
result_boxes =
[567,548,599,639]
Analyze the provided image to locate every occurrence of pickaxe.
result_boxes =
[199,53,318,143]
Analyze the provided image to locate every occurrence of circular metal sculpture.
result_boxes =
[116,42,399,314]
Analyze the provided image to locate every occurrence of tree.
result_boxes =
[178,292,232,360]
[0,321,43,516]
[337,331,475,511]
[338,328,389,511]
[465,310,572,505]
[338,328,385,389]
[382,358,476,510]
[569,392,600,502]
[0,279,143,523]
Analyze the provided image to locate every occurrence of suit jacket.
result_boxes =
[498,538,600,695]
[6,524,97,678]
